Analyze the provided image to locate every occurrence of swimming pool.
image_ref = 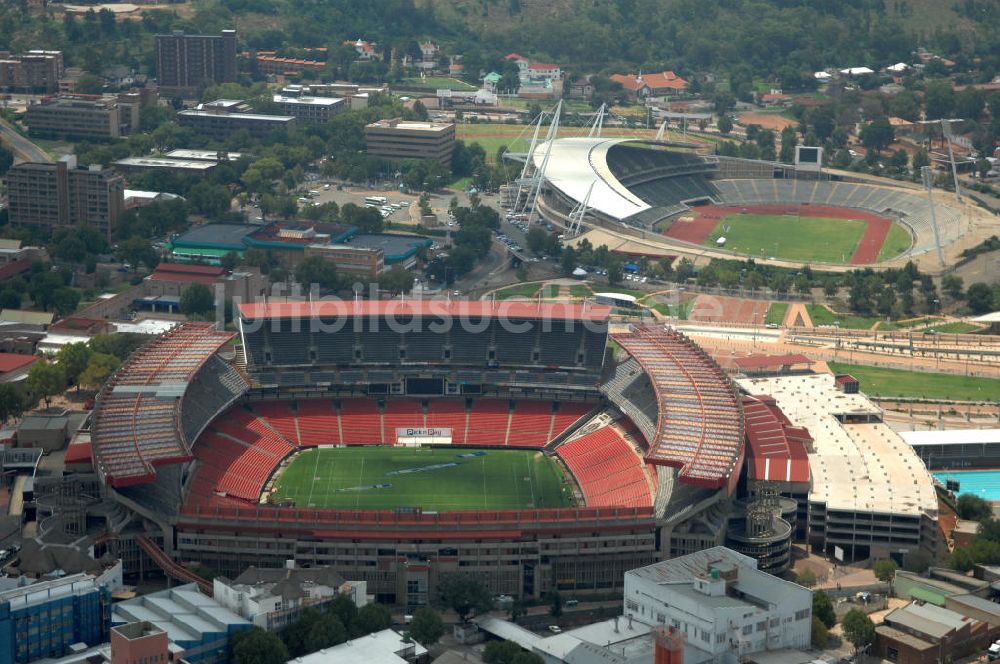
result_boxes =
[933,470,1000,501]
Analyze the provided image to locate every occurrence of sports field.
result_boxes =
[270,447,572,511]
[704,213,867,263]
[827,362,1000,401]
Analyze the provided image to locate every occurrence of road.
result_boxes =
[0,117,51,163]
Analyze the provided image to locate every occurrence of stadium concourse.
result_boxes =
[76,304,943,604]
[527,136,999,273]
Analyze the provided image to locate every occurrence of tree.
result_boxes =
[378,268,414,295]
[841,609,875,652]
[327,594,358,631]
[0,384,26,425]
[52,287,81,317]
[526,227,550,255]
[508,597,526,623]
[304,613,348,653]
[26,361,66,408]
[860,118,895,154]
[796,569,817,588]
[28,271,65,312]
[548,589,562,617]
[0,289,20,310]
[902,550,933,574]
[221,251,240,272]
[717,114,733,135]
[351,602,392,637]
[229,627,289,664]
[180,283,216,318]
[74,73,104,95]
[295,256,339,292]
[78,352,120,392]
[957,493,993,521]
[811,616,829,649]
[924,80,955,120]
[966,282,994,314]
[115,237,159,270]
[410,608,444,645]
[813,591,836,628]
[873,558,898,593]
[978,158,992,180]
[606,258,624,286]
[675,258,695,282]
[484,640,528,664]
[942,274,964,300]
[435,573,494,623]
[188,182,232,218]
[56,342,92,387]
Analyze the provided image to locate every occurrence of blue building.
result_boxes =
[0,573,112,663]
[112,583,251,664]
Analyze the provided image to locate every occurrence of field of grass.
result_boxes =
[704,213,867,263]
[454,123,671,161]
[494,283,542,299]
[926,322,985,334]
[879,317,944,331]
[541,283,560,298]
[806,304,879,330]
[569,284,592,298]
[400,76,476,91]
[877,224,912,261]
[765,302,789,326]
[271,447,571,511]
[642,296,692,319]
[827,362,1000,401]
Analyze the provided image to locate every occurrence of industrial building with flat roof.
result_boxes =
[365,118,456,166]
[178,107,296,140]
[5,155,124,241]
[114,156,218,177]
[623,546,812,663]
[273,93,346,124]
[26,95,127,139]
[163,149,247,162]
[736,373,940,561]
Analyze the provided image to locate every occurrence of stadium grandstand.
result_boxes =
[76,305,944,604]
[523,131,989,270]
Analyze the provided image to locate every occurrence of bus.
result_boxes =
[364,196,388,206]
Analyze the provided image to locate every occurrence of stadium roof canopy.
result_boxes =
[610,325,744,490]
[741,394,810,483]
[238,300,612,322]
[531,137,652,221]
[899,428,1000,448]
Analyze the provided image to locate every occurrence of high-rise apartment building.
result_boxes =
[5,156,125,241]
[155,29,237,97]
[0,50,63,92]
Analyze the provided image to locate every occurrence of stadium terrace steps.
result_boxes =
[556,426,652,508]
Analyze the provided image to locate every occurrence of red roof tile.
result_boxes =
[610,71,688,92]
[0,353,38,374]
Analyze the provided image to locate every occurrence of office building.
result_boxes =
[155,30,237,97]
[26,95,127,140]
[365,118,456,166]
[177,106,295,140]
[0,571,114,663]
[6,156,125,241]
[272,92,346,124]
[110,621,171,664]
[303,243,384,278]
[112,583,251,664]
[213,564,367,631]
[0,50,63,92]
[623,547,812,661]
[114,156,218,178]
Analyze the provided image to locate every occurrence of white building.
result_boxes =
[623,547,812,662]
[212,563,367,631]
[289,628,426,664]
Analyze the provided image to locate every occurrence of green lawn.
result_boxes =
[494,283,542,299]
[827,362,1000,402]
[926,322,985,334]
[569,284,592,298]
[270,447,572,511]
[765,302,789,326]
[704,213,867,263]
[643,296,692,319]
[542,283,560,298]
[877,224,912,261]
[806,304,879,330]
[455,123,666,162]
[401,76,476,91]
[879,317,944,331]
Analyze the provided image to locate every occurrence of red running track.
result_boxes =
[663,204,894,264]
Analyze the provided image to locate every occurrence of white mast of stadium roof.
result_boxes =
[524,100,562,226]
[941,118,963,201]
[514,108,547,215]
[920,166,946,267]
[654,120,667,142]
[567,180,595,237]
[588,103,606,138]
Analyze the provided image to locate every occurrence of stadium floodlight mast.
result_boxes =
[920,165,946,267]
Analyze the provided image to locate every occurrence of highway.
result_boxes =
[0,117,51,163]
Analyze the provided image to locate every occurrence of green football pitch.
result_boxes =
[270,447,573,511]
[704,213,867,263]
